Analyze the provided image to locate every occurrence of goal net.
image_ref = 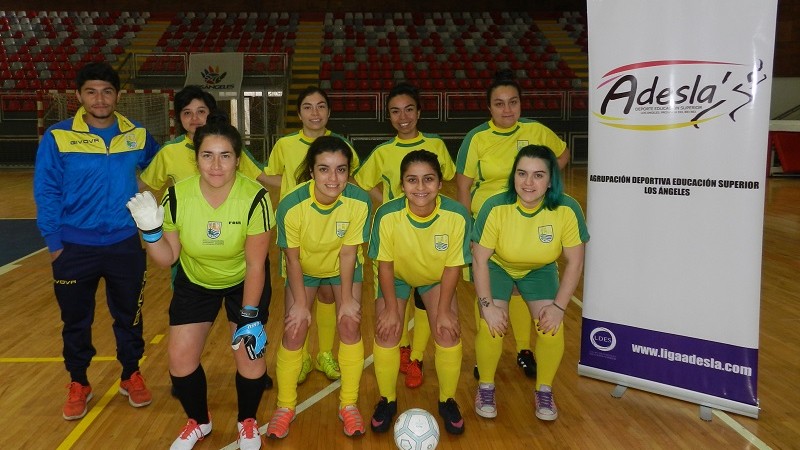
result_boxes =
[37,90,174,145]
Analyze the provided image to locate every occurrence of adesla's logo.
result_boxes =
[200,65,227,85]
[589,327,616,352]
[595,59,768,131]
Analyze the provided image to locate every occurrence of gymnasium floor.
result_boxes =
[0,167,797,449]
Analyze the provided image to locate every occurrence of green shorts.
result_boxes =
[488,260,559,301]
[286,260,364,287]
[375,278,437,301]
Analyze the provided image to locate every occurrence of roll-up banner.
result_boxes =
[185,52,243,100]
[579,0,777,418]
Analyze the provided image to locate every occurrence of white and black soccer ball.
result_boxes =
[393,408,440,450]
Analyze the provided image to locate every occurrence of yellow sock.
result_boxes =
[316,299,337,355]
[410,306,431,361]
[475,319,503,384]
[302,333,310,358]
[372,341,400,402]
[399,300,413,347]
[434,340,462,401]
[533,319,565,389]
[276,343,303,409]
[338,339,364,407]
[509,294,532,353]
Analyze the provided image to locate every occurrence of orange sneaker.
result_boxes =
[399,346,412,374]
[119,371,152,407]
[405,359,424,388]
[63,382,93,420]
[266,407,295,439]
[338,405,366,437]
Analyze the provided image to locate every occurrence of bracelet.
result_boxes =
[142,229,163,243]
[478,297,492,308]
[552,301,566,312]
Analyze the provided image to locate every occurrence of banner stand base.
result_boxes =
[579,365,760,419]
[611,385,627,399]
[700,406,713,422]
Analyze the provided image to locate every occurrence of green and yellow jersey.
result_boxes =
[276,180,371,278]
[456,119,566,217]
[162,173,275,289]
[354,132,455,203]
[140,134,264,190]
[369,194,471,287]
[265,130,360,200]
[472,192,588,279]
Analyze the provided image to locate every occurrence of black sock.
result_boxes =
[121,367,139,381]
[171,365,210,424]
[236,371,265,422]
[70,371,89,386]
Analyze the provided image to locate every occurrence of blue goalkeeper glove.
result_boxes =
[231,306,267,360]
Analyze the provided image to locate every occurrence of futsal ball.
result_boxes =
[393,408,440,450]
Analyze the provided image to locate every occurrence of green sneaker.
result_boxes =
[297,352,313,384]
[315,351,341,380]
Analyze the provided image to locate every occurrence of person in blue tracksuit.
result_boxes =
[33,62,160,421]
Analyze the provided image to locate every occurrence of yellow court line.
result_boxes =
[56,381,122,450]
[150,334,165,345]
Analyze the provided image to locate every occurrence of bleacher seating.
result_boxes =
[318,11,583,94]
[1,10,148,90]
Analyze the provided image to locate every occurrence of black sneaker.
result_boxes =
[370,397,397,433]
[264,372,274,390]
[473,364,480,380]
[438,398,465,435]
[517,350,537,378]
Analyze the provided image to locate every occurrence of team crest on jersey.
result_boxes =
[434,234,449,251]
[336,221,349,238]
[538,225,554,243]
[207,221,222,239]
[125,133,138,150]
[517,140,530,150]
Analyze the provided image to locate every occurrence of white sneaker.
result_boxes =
[534,385,558,421]
[170,418,212,450]
[238,418,262,450]
[474,382,497,418]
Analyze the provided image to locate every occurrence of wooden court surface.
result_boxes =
[0,167,797,449]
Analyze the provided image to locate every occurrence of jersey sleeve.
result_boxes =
[374,213,395,262]
[139,148,170,190]
[456,127,480,178]
[246,188,275,235]
[239,147,265,181]
[560,196,589,247]
[447,212,472,266]
[343,196,370,246]
[161,186,178,232]
[431,138,456,181]
[264,140,285,176]
[472,201,499,250]
[353,145,381,191]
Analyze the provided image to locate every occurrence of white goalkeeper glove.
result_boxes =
[126,191,165,243]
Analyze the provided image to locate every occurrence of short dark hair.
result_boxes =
[175,86,217,116]
[506,145,563,210]
[400,149,442,181]
[296,135,353,184]
[486,69,521,106]
[386,82,421,111]
[193,112,242,158]
[76,62,120,92]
